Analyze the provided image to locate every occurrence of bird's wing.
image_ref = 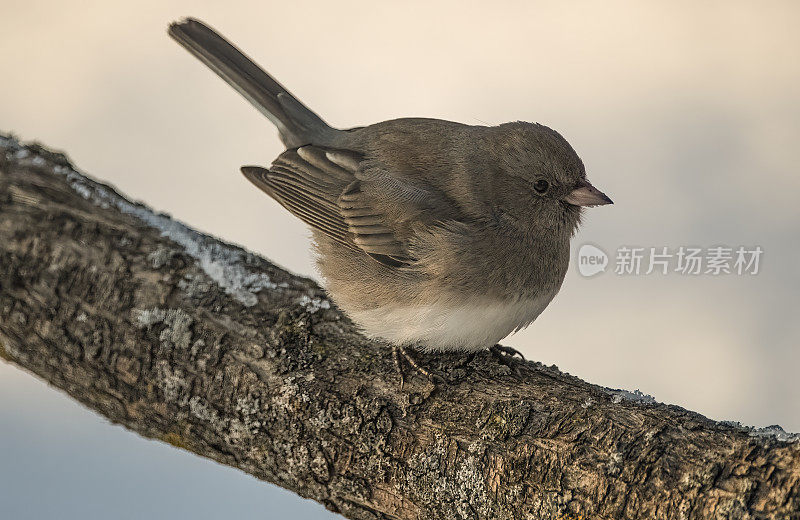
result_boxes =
[243,145,449,268]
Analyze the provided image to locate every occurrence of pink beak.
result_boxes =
[562,179,613,207]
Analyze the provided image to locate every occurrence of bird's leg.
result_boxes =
[490,344,526,360]
[392,345,438,388]
[392,345,406,389]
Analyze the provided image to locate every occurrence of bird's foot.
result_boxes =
[489,344,525,375]
[490,344,526,361]
[392,345,442,389]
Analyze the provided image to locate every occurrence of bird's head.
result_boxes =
[480,121,612,237]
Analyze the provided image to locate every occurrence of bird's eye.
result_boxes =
[533,179,549,194]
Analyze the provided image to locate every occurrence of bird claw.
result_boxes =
[489,344,525,376]
[490,344,526,360]
[392,345,443,389]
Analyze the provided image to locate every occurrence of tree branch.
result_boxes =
[1,134,798,520]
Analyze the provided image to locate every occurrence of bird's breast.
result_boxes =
[350,291,559,352]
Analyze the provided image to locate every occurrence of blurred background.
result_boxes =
[1,1,798,518]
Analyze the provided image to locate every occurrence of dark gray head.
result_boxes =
[464,121,612,238]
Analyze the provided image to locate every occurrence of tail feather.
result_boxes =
[168,18,336,147]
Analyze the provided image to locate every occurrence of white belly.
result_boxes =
[349,291,558,352]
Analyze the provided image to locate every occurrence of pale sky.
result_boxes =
[1,1,799,518]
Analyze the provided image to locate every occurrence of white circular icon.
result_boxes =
[577,244,608,277]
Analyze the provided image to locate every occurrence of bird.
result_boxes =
[168,18,612,384]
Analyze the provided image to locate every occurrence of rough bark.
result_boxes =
[0,133,798,520]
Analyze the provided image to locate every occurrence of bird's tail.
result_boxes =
[168,18,338,148]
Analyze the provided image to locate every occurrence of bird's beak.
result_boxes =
[562,179,613,207]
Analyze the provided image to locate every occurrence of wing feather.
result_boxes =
[241,145,413,267]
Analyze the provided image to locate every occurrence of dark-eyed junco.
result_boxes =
[169,18,612,382]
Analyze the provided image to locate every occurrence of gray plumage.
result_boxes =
[169,18,612,352]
